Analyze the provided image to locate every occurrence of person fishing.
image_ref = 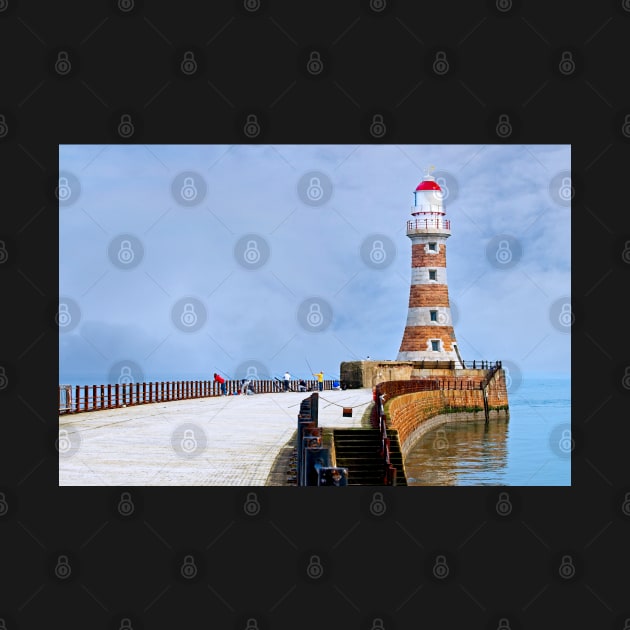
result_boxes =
[213,372,227,396]
[313,370,324,391]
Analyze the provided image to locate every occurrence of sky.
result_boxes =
[59,144,571,387]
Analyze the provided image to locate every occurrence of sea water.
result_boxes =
[404,376,571,486]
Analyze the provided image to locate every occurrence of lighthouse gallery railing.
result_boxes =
[407,217,451,231]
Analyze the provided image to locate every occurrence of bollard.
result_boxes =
[304,446,331,486]
[301,434,321,486]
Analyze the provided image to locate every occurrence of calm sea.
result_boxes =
[404,377,571,486]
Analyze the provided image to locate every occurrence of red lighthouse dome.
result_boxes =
[415,179,442,191]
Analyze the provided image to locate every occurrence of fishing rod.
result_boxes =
[304,357,315,377]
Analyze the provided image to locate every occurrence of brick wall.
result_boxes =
[384,369,509,454]
[406,284,451,306]
[399,325,457,352]
[411,244,447,268]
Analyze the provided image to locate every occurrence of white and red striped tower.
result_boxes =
[397,168,464,367]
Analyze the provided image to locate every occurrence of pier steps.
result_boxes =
[332,428,407,486]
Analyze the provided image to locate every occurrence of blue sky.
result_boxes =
[59,144,571,386]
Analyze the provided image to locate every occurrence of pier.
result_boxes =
[58,363,508,487]
[58,386,371,486]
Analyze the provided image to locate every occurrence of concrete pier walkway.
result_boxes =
[59,388,373,486]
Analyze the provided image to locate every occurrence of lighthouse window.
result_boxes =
[428,242,437,252]
[430,310,438,322]
[431,340,440,351]
[429,269,437,281]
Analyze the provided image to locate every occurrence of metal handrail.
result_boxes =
[407,217,451,231]
[58,379,335,414]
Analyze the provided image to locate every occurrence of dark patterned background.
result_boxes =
[1,0,629,628]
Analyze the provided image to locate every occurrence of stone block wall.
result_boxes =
[340,361,415,389]
[385,368,509,456]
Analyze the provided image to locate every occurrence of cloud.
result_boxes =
[60,144,571,384]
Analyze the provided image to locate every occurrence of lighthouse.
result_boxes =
[397,168,464,367]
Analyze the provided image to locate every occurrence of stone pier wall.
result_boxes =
[385,369,509,457]
[340,361,416,389]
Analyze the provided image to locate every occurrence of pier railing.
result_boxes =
[374,389,398,485]
[410,360,502,370]
[58,379,334,414]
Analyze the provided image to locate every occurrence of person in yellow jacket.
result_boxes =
[313,371,324,391]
